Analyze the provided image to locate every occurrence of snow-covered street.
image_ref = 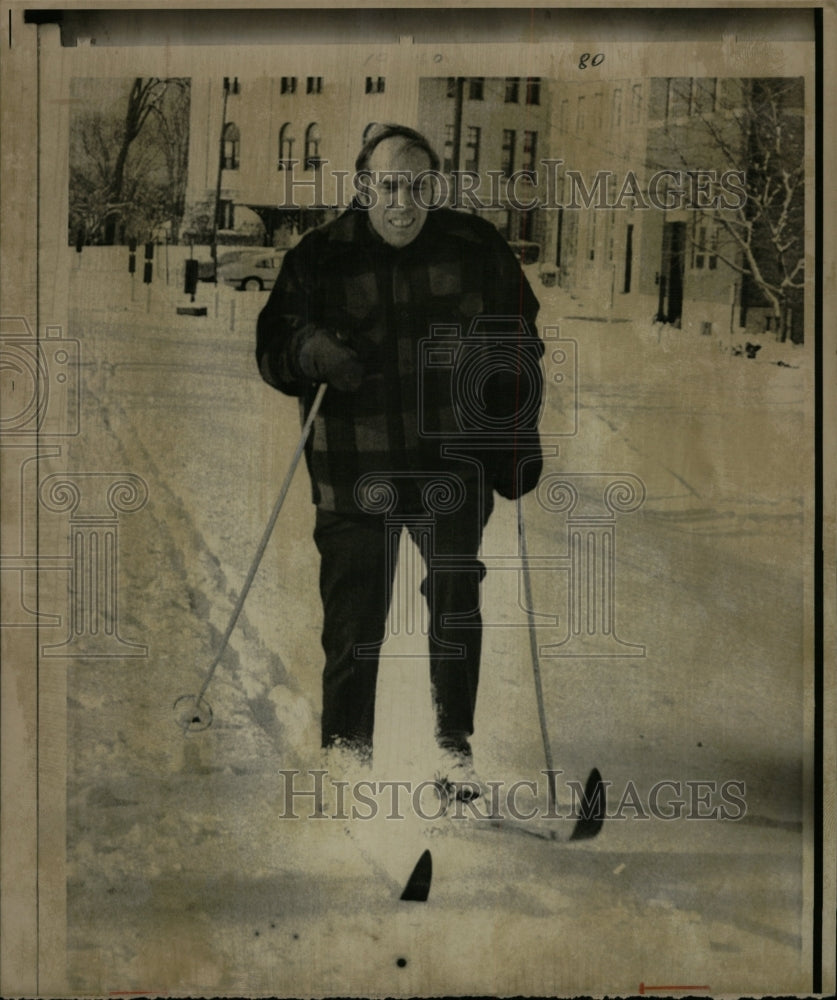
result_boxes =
[59,249,812,996]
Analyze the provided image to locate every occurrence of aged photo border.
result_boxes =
[1,1,834,996]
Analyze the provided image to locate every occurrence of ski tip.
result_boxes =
[569,767,606,842]
[400,848,432,902]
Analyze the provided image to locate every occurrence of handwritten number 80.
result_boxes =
[578,53,605,69]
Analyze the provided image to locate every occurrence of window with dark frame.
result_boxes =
[576,95,586,130]
[217,199,234,230]
[443,123,454,173]
[464,125,481,172]
[304,122,322,170]
[525,77,541,105]
[365,76,386,94]
[504,77,520,103]
[692,218,719,269]
[522,129,537,174]
[468,77,484,101]
[278,122,294,170]
[280,76,297,95]
[612,88,623,127]
[306,76,323,95]
[593,91,604,129]
[692,77,717,115]
[667,77,691,119]
[630,83,643,124]
[501,129,516,177]
[222,122,240,170]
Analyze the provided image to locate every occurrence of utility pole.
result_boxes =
[451,77,464,206]
[209,77,231,281]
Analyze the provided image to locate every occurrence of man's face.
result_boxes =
[364,138,434,249]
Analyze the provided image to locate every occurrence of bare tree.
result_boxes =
[149,79,191,242]
[70,77,191,246]
[649,78,804,342]
[101,78,168,243]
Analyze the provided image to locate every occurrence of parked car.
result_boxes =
[196,250,243,282]
[507,240,541,264]
[216,249,286,290]
[196,248,285,286]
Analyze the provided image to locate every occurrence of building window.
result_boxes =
[304,122,322,170]
[443,123,454,173]
[446,77,457,98]
[278,122,295,169]
[365,76,386,94]
[525,77,541,106]
[306,76,323,95]
[224,77,240,95]
[464,126,481,172]
[692,77,717,115]
[576,96,586,131]
[522,130,537,173]
[217,199,234,230]
[693,220,718,270]
[222,122,240,170]
[468,77,484,101]
[612,88,623,127]
[501,129,516,177]
[593,92,603,129]
[667,78,691,119]
[504,77,520,103]
[281,76,297,95]
[630,83,643,124]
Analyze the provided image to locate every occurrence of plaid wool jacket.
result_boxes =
[256,205,544,514]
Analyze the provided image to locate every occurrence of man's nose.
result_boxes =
[393,181,412,208]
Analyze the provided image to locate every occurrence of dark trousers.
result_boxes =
[313,488,494,760]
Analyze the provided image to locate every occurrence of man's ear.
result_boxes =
[354,170,375,208]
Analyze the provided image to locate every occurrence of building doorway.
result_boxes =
[623,223,633,293]
[656,221,686,325]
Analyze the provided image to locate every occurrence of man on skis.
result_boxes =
[256,123,544,798]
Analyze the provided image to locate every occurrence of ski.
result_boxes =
[433,768,606,845]
[400,848,433,901]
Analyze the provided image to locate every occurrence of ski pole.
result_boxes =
[176,381,328,730]
[517,494,558,812]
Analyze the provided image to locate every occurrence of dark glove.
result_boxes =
[298,329,364,392]
[493,440,543,500]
